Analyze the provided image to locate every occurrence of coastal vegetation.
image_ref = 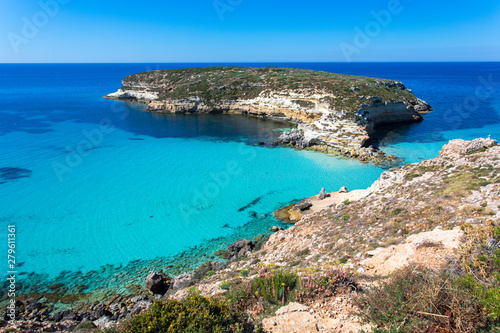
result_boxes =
[356,223,500,332]
[120,66,418,112]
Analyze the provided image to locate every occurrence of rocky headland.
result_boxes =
[105,67,431,162]
[3,137,499,332]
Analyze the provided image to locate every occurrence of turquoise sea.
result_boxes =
[0,62,499,298]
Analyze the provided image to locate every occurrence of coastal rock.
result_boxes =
[277,129,310,148]
[339,186,348,193]
[295,202,313,211]
[145,272,172,295]
[172,273,194,290]
[93,316,114,328]
[439,137,497,156]
[89,309,112,321]
[128,300,153,317]
[227,239,255,262]
[51,310,81,322]
[270,226,284,232]
[318,188,330,200]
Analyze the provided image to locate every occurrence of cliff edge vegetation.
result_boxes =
[105,67,432,162]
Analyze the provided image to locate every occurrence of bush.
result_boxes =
[225,280,258,313]
[73,321,97,331]
[220,280,232,290]
[120,294,247,333]
[356,223,500,332]
[356,265,485,332]
[239,269,249,278]
[297,263,357,302]
[253,265,298,304]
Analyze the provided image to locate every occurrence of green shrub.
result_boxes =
[253,265,298,304]
[121,294,246,333]
[205,270,215,278]
[356,265,484,332]
[239,269,249,278]
[297,263,357,302]
[73,321,97,331]
[225,280,257,313]
[220,280,232,290]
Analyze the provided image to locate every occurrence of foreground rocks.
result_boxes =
[262,302,371,333]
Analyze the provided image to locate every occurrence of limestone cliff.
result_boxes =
[105,67,431,160]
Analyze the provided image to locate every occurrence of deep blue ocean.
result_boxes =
[0,62,499,298]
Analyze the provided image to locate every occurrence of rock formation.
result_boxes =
[105,67,431,161]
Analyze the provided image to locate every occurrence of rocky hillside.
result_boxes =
[173,137,500,332]
[105,67,431,161]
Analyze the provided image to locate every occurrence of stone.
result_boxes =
[145,272,172,295]
[227,239,255,262]
[318,188,330,200]
[339,186,348,193]
[295,202,312,211]
[130,295,146,303]
[90,309,112,321]
[172,273,194,290]
[128,300,152,317]
[270,226,284,232]
[275,302,309,315]
[440,137,497,156]
[50,310,81,322]
[93,316,113,328]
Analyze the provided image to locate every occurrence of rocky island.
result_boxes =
[105,67,431,161]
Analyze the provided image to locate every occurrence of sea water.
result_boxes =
[0,63,499,298]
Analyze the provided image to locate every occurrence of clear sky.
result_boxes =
[1,0,500,63]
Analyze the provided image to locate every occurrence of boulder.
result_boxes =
[145,272,172,295]
[277,129,310,148]
[439,137,497,156]
[270,226,284,232]
[339,186,348,193]
[89,309,112,321]
[93,316,113,328]
[227,239,255,262]
[128,300,153,317]
[172,273,194,290]
[294,202,312,211]
[50,310,81,322]
[318,188,330,200]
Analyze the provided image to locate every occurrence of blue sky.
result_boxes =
[1,0,500,63]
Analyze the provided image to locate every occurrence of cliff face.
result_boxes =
[105,67,431,160]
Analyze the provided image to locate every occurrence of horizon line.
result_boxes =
[2,60,500,65]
